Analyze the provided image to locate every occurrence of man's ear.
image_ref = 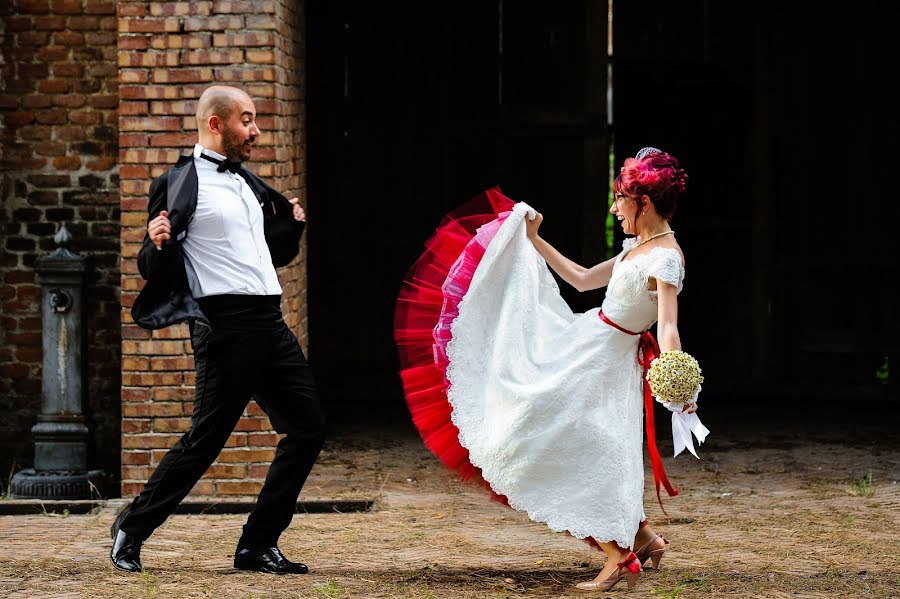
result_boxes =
[207,115,221,135]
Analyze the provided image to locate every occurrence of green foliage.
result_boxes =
[848,468,874,497]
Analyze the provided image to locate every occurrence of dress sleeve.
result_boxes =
[647,249,684,288]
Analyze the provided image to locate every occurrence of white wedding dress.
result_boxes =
[444,202,685,549]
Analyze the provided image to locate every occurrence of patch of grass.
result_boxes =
[651,576,706,599]
[314,579,342,598]
[848,469,874,497]
[140,568,159,597]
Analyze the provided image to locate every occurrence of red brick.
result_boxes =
[213,67,276,82]
[53,94,87,108]
[6,17,35,32]
[117,4,147,17]
[118,18,180,33]
[120,116,182,131]
[121,482,145,496]
[122,451,151,465]
[247,432,278,446]
[69,16,101,30]
[247,465,271,479]
[120,165,150,178]
[118,50,180,67]
[119,84,179,99]
[70,110,100,125]
[18,31,51,46]
[121,419,151,433]
[218,448,276,463]
[186,481,214,496]
[151,387,194,401]
[118,35,149,50]
[212,31,275,47]
[52,156,82,170]
[149,100,196,115]
[149,69,213,84]
[5,112,36,126]
[52,62,85,77]
[21,95,53,109]
[182,16,243,32]
[149,33,211,49]
[54,31,85,46]
[216,481,263,495]
[119,70,149,84]
[245,49,275,64]
[35,15,66,30]
[51,0,84,15]
[149,2,212,17]
[86,156,117,171]
[121,433,185,449]
[37,46,71,62]
[152,418,192,433]
[123,339,185,355]
[202,464,247,479]
[213,1,274,14]
[149,133,196,147]
[245,15,277,30]
[88,95,119,110]
[38,79,70,94]
[84,0,115,15]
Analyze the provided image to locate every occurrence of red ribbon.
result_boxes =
[599,310,679,516]
[617,552,641,574]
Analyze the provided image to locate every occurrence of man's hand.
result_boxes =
[148,210,171,249]
[288,197,306,222]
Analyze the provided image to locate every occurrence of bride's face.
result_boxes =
[610,192,641,235]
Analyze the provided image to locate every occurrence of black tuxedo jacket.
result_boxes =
[131,155,305,330]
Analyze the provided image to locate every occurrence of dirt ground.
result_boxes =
[1,414,898,599]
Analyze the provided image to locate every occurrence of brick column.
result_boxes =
[117,0,307,497]
[0,0,121,483]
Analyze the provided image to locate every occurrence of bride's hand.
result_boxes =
[682,402,698,414]
[526,211,543,239]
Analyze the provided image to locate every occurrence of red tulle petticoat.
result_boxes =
[394,187,514,493]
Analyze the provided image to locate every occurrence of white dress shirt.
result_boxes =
[181,144,282,298]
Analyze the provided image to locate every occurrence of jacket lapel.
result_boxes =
[166,155,198,242]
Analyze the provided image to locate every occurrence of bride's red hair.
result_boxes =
[613,151,688,220]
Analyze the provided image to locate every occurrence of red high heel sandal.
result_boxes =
[575,552,641,592]
[635,534,669,570]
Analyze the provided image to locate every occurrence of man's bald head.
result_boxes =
[196,85,251,130]
[195,85,259,162]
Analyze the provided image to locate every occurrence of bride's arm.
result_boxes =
[526,211,616,291]
[655,281,681,352]
[657,282,697,413]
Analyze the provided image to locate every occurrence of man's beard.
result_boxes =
[222,129,252,162]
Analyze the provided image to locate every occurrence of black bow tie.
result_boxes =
[199,153,243,174]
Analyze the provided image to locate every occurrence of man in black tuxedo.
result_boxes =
[111,85,325,575]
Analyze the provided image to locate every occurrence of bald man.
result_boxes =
[112,86,325,575]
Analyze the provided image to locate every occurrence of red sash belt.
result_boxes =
[599,310,678,515]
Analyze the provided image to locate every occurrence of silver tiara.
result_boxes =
[635,146,663,160]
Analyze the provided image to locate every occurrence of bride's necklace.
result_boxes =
[635,230,674,248]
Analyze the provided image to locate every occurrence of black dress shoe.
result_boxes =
[110,510,143,573]
[233,546,309,574]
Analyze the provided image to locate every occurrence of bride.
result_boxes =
[394,147,702,592]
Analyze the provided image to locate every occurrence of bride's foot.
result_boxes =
[575,551,641,592]
[635,533,668,570]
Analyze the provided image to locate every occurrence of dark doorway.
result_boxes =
[308,1,899,424]
[614,0,900,402]
[306,1,609,419]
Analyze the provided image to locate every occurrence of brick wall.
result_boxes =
[0,0,121,485]
[117,1,308,497]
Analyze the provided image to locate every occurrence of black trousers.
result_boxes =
[120,295,325,549]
